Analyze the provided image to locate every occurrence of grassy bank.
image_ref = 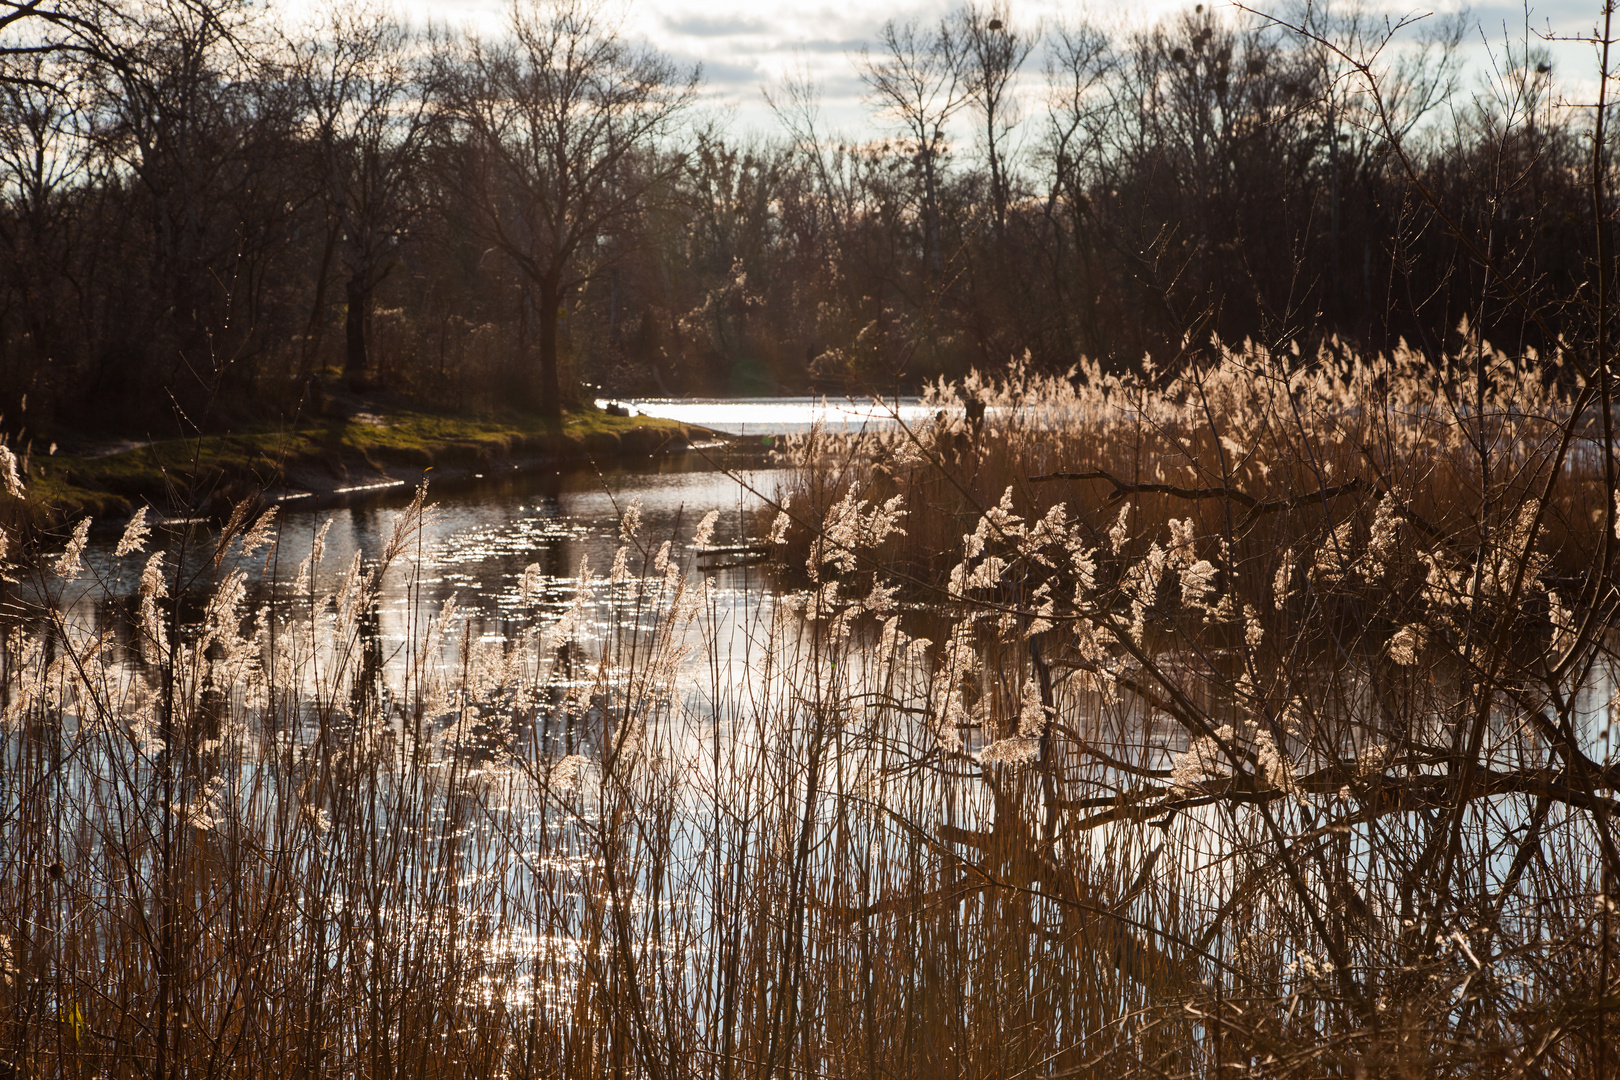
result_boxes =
[9,407,706,524]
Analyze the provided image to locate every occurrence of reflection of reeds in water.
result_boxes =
[1,339,1617,1077]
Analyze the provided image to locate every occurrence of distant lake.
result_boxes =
[600,396,931,435]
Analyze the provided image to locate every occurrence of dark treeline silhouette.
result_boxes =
[0,0,1598,439]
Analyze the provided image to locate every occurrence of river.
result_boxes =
[64,397,924,697]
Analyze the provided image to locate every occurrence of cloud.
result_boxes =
[790,37,869,54]
[689,59,763,86]
[663,14,772,37]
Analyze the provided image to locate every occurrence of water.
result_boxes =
[73,451,785,677]
[601,395,934,436]
[71,396,923,640]
[64,398,929,701]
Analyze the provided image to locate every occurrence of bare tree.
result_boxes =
[765,67,856,236]
[1038,21,1113,356]
[960,0,1034,233]
[858,16,968,279]
[0,0,110,79]
[440,0,696,419]
[85,0,262,366]
[289,2,429,389]
[0,50,96,420]
[1291,0,1462,324]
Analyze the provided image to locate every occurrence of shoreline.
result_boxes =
[7,410,746,528]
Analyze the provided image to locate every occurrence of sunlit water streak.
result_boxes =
[31,453,811,1012]
[606,396,939,435]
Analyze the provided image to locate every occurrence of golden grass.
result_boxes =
[0,340,1615,1078]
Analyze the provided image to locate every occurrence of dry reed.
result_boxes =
[0,337,1615,1078]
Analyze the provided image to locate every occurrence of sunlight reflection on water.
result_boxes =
[77,457,782,683]
[602,396,934,435]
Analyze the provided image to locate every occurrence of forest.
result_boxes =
[0,0,1595,436]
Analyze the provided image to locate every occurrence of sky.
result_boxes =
[284,0,1620,139]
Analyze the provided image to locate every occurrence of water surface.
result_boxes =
[72,454,783,685]
[603,396,933,436]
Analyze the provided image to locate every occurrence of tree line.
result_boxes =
[0,0,1602,436]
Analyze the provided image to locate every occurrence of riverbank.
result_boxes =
[7,406,728,526]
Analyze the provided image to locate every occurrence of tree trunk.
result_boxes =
[301,219,340,379]
[986,101,1006,234]
[922,148,944,279]
[537,273,564,420]
[344,274,369,388]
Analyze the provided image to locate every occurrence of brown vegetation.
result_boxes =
[0,335,1614,1077]
[2,0,1618,1075]
[757,337,1619,1074]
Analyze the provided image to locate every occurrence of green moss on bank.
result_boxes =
[11,408,702,525]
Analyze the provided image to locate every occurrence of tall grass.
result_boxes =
[768,339,1618,1075]
[1,337,1616,1078]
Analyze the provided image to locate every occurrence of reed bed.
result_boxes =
[766,339,1619,1075]
[0,337,1616,1078]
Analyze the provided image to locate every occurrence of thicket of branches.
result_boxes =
[0,0,1602,437]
